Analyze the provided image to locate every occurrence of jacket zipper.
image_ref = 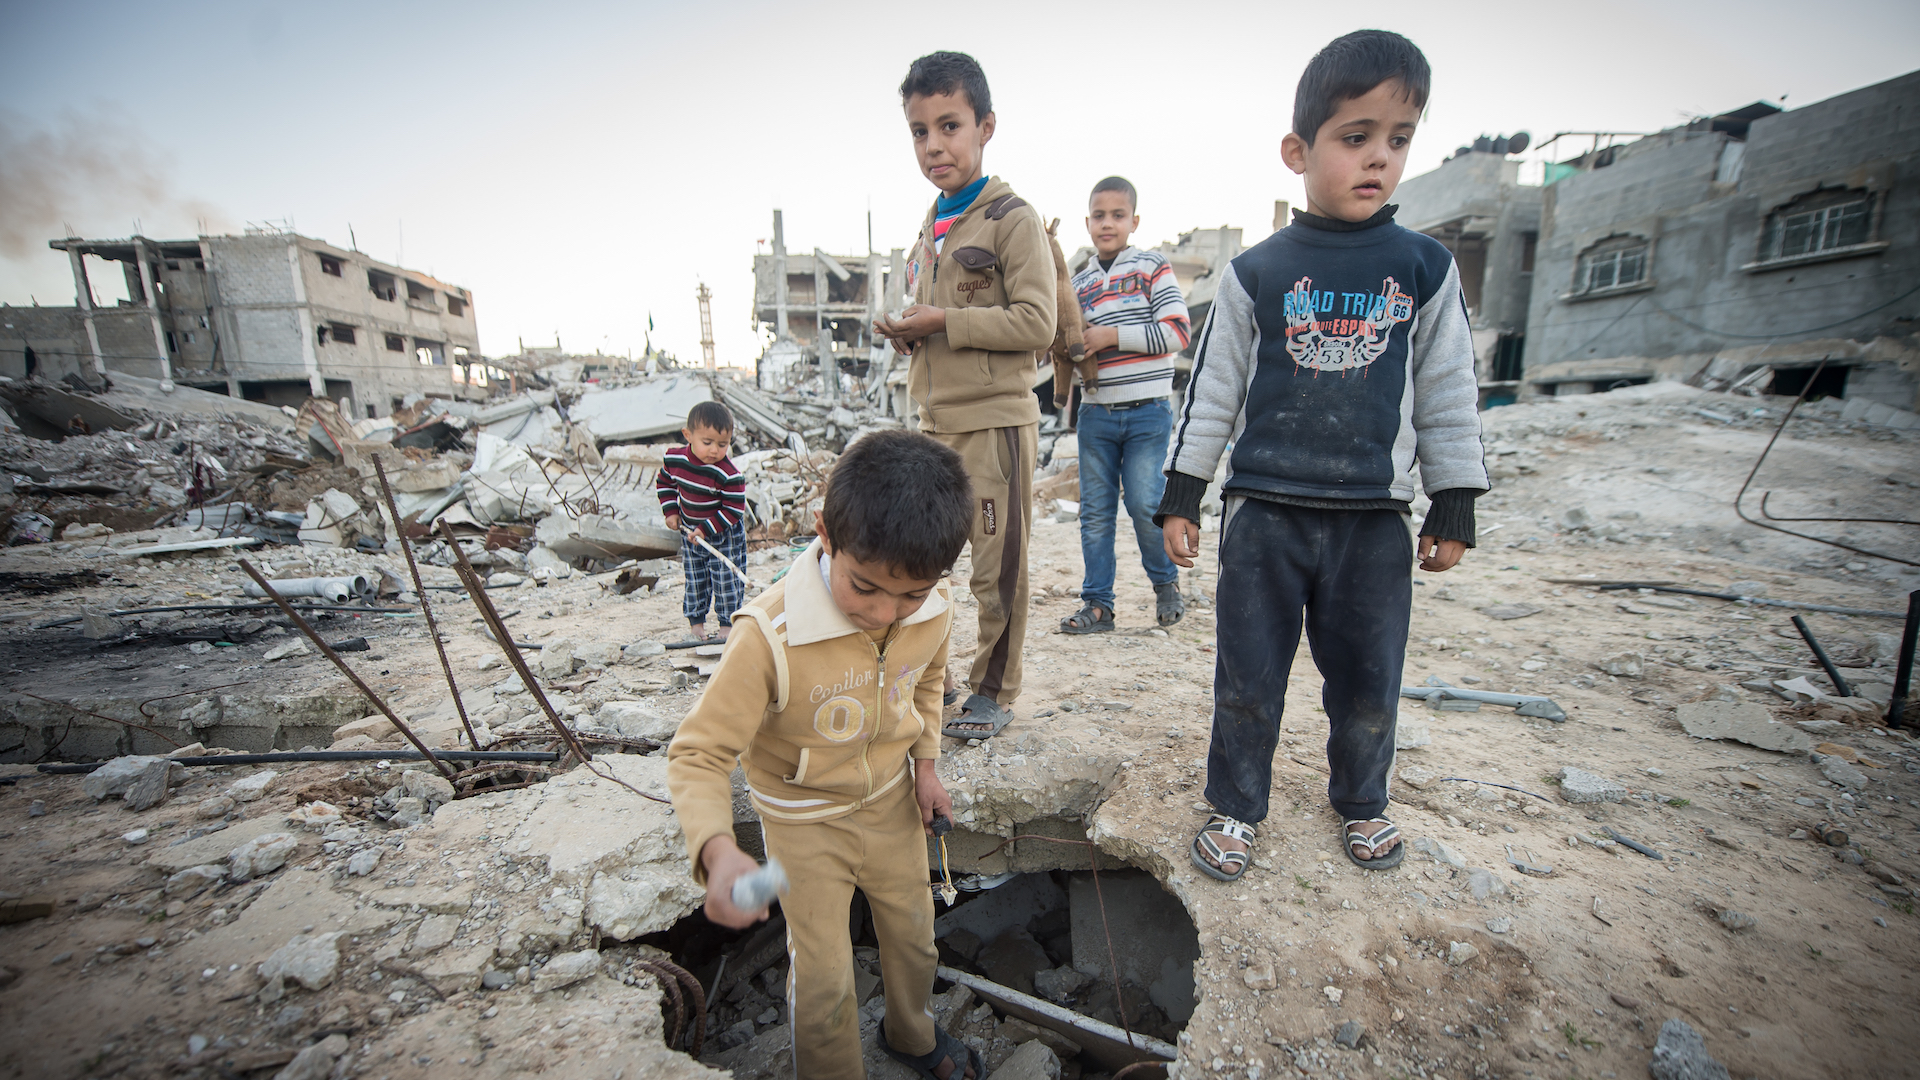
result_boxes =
[858,629,896,803]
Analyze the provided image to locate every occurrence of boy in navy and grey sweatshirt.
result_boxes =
[1159,31,1488,880]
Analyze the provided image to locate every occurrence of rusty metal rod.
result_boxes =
[1790,615,1853,698]
[436,520,592,767]
[237,559,456,781]
[374,456,480,751]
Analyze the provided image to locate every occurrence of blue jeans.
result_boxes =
[1075,398,1179,611]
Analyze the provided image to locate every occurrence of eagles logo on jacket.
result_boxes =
[665,539,953,883]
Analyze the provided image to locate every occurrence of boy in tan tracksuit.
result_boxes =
[667,430,982,1080]
[875,51,1056,739]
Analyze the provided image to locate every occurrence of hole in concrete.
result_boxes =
[628,834,1197,1076]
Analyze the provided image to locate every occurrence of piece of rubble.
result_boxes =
[533,949,601,992]
[273,1033,350,1080]
[229,770,279,802]
[989,1040,1061,1080]
[197,795,236,819]
[1675,701,1813,753]
[1466,868,1508,900]
[1412,837,1467,868]
[258,932,343,991]
[287,802,343,829]
[1477,604,1541,621]
[346,849,382,877]
[122,828,150,845]
[1557,767,1627,804]
[1595,652,1644,677]
[537,638,577,680]
[333,715,396,742]
[262,639,311,661]
[229,832,299,880]
[1241,962,1278,990]
[1648,1017,1731,1080]
[1396,764,1436,789]
[165,865,226,895]
[595,701,678,742]
[1818,756,1869,790]
[1445,941,1479,966]
[124,758,177,812]
[82,756,169,801]
[1394,721,1431,750]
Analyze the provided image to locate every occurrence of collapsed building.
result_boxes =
[1,227,489,417]
[1394,68,1920,417]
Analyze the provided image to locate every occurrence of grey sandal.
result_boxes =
[1191,814,1255,882]
[1155,582,1186,626]
[1343,817,1405,870]
[1060,602,1114,634]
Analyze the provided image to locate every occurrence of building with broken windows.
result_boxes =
[749,211,902,395]
[1,228,489,417]
[1520,69,1920,409]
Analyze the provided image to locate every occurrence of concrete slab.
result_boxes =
[1676,700,1813,753]
[568,376,714,443]
[146,814,297,874]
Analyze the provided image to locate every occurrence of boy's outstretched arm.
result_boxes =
[1154,268,1257,566]
[1408,260,1490,571]
[665,617,778,927]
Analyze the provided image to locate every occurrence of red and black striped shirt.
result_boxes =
[656,446,746,538]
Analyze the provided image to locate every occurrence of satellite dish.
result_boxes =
[1508,131,1531,155]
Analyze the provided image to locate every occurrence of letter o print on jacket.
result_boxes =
[813,696,868,742]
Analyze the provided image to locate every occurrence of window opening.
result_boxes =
[1578,236,1647,293]
[1767,364,1848,401]
[326,322,357,346]
[406,280,433,304]
[416,341,445,366]
[1520,232,1537,273]
[320,255,344,277]
[447,296,466,317]
[1491,334,1525,382]
[1759,189,1872,262]
[384,333,406,352]
[165,330,177,353]
[368,270,398,301]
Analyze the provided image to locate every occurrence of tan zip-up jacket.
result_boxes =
[905,175,1056,434]
[666,540,952,884]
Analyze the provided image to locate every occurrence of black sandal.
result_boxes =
[882,1024,983,1080]
[1155,582,1186,627]
[1059,602,1113,635]
[1343,817,1405,870]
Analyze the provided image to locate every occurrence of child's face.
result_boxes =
[683,424,732,465]
[1281,79,1421,222]
[905,91,994,195]
[815,525,941,631]
[1086,191,1138,258]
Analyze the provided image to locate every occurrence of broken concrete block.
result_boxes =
[82,755,168,801]
[1241,962,1278,990]
[229,832,299,879]
[389,797,428,827]
[1557,767,1627,804]
[334,715,396,742]
[1412,836,1467,869]
[1596,652,1645,677]
[536,638,578,680]
[263,639,311,661]
[123,758,177,812]
[988,1039,1060,1080]
[273,1034,349,1080]
[573,641,620,668]
[1466,867,1508,900]
[1675,700,1812,753]
[1031,965,1090,1004]
[1818,756,1869,790]
[1648,1017,1730,1080]
[588,870,705,942]
[258,932,343,991]
[1394,720,1431,750]
[347,849,382,877]
[81,607,121,639]
[400,769,456,807]
[527,546,574,579]
[533,949,601,992]
[1445,941,1479,966]
[595,700,679,742]
[228,770,279,802]
[197,794,236,819]
[1396,764,1437,789]
[165,864,226,895]
[411,914,461,954]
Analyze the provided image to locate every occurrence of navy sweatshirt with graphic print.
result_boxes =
[1157,207,1489,544]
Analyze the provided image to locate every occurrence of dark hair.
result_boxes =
[1090,176,1138,212]
[686,400,734,434]
[900,51,992,122]
[821,430,972,580]
[1292,30,1431,145]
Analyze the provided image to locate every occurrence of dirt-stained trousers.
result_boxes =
[760,775,938,1080]
[927,423,1035,706]
[1203,497,1412,824]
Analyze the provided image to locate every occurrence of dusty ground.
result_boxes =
[2,382,1917,1079]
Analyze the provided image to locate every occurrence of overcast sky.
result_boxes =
[3,0,1916,369]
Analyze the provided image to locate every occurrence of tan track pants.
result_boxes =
[762,775,937,1079]
[928,423,1035,706]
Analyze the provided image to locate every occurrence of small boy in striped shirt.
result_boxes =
[1060,175,1193,635]
[656,400,748,642]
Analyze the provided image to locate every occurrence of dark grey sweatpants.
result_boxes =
[1203,497,1411,824]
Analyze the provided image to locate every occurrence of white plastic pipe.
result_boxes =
[242,575,371,604]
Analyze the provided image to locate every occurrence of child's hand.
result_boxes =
[664,514,680,532]
[1081,325,1120,354]
[914,759,953,836]
[699,835,769,929]
[876,306,946,347]
[1417,536,1467,573]
[1162,515,1200,568]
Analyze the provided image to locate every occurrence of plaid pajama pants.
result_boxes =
[681,522,748,627]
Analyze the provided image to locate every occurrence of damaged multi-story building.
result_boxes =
[750,210,902,397]
[1529,71,1919,408]
[1,227,491,417]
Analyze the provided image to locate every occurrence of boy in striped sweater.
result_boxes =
[1060,176,1193,634]
[656,400,749,642]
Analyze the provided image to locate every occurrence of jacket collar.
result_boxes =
[781,538,949,647]
[920,175,1012,232]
